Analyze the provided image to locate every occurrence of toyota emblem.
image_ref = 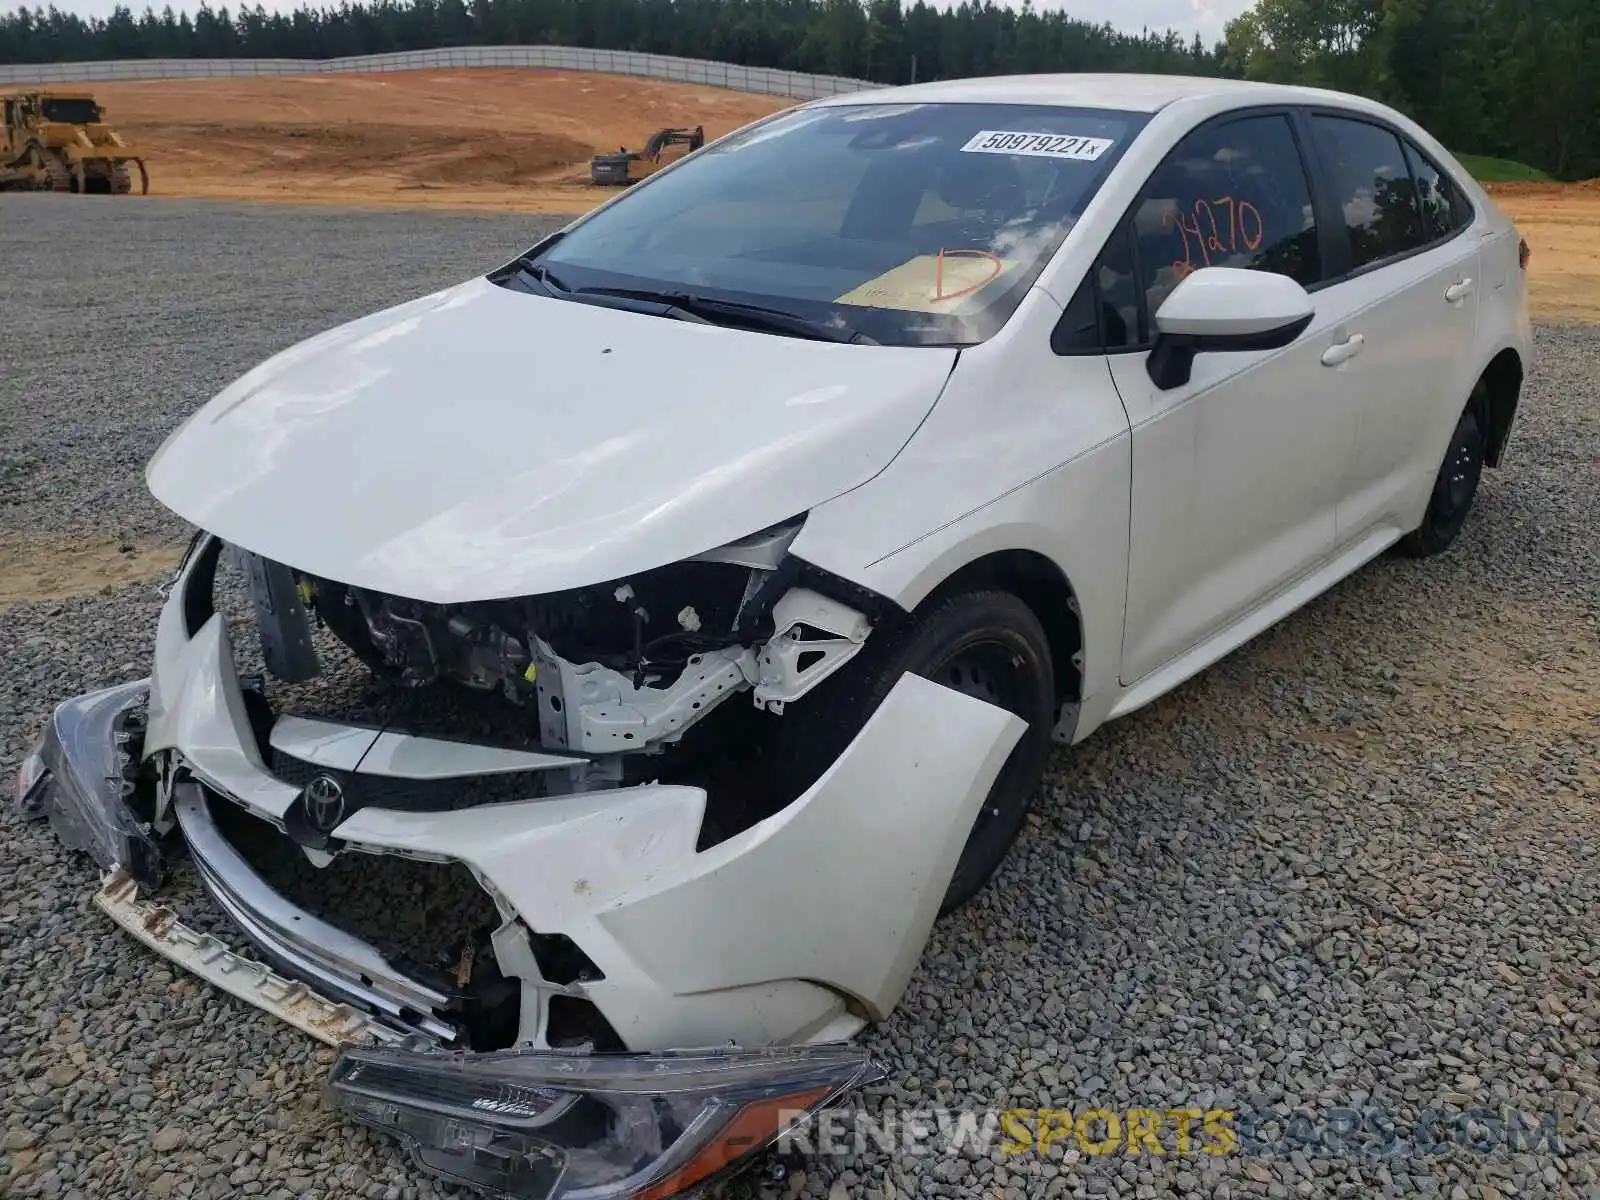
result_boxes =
[303,774,347,833]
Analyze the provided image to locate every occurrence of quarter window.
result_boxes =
[1053,272,1099,354]
[1402,141,1473,242]
[1096,221,1143,350]
[1051,221,1143,355]
[1311,115,1427,269]
[1132,114,1321,318]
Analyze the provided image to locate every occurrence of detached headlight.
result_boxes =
[19,680,162,886]
[14,733,48,810]
[328,1041,883,1199]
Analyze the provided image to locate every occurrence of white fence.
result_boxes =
[0,45,882,99]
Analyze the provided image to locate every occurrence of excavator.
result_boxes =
[590,126,705,186]
[0,90,149,194]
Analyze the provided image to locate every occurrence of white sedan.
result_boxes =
[22,73,1530,1199]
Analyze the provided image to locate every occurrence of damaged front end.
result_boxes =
[17,522,1025,1199]
[287,516,878,758]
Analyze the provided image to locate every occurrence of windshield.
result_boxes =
[40,98,101,124]
[513,102,1146,347]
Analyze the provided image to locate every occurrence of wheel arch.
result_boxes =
[918,548,1085,712]
[1480,347,1524,469]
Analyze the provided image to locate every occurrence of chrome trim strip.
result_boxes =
[173,782,457,1043]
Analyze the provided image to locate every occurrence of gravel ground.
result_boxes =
[0,195,554,545]
[1,195,1597,1200]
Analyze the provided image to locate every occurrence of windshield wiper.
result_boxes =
[512,261,572,296]
[506,269,865,342]
[573,287,875,345]
[512,265,712,324]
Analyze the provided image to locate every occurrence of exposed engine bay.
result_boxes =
[232,516,881,771]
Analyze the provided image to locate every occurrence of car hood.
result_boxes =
[147,277,957,603]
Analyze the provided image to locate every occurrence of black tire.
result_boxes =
[766,588,1055,915]
[1398,385,1490,558]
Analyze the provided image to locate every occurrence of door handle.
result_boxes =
[1445,278,1475,304]
[1320,334,1366,368]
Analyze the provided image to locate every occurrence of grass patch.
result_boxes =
[1456,153,1553,183]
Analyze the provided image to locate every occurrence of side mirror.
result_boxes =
[1147,267,1314,390]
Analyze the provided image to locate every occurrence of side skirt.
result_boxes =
[1102,523,1406,724]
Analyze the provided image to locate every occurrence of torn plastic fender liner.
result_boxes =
[333,673,1027,1032]
[234,545,321,683]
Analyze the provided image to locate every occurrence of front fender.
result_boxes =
[787,287,1133,716]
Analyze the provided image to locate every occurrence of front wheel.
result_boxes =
[766,588,1056,915]
[1399,386,1489,558]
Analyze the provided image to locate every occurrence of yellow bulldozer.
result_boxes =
[0,90,148,194]
[590,126,705,186]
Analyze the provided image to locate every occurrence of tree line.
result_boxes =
[1,0,1594,180]
[1224,0,1596,182]
[0,0,1224,82]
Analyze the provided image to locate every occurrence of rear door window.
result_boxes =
[1130,113,1322,318]
[1310,115,1427,271]
[1402,141,1474,242]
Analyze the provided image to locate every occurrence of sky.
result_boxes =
[47,0,1255,46]
[1061,0,1252,43]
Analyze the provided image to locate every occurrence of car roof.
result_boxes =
[809,73,1359,116]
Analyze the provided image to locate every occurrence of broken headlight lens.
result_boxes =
[24,680,163,887]
[14,734,48,811]
[328,1041,883,1199]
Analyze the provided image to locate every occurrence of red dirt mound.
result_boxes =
[85,67,793,212]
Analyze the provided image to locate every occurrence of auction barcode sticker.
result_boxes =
[960,131,1115,161]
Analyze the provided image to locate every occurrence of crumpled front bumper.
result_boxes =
[19,678,446,1047]
[16,536,1026,1197]
[17,684,893,1198]
[71,537,1026,1053]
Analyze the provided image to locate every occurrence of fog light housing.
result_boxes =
[328,1041,883,1199]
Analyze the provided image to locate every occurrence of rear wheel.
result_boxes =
[1399,385,1489,557]
[766,589,1055,915]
